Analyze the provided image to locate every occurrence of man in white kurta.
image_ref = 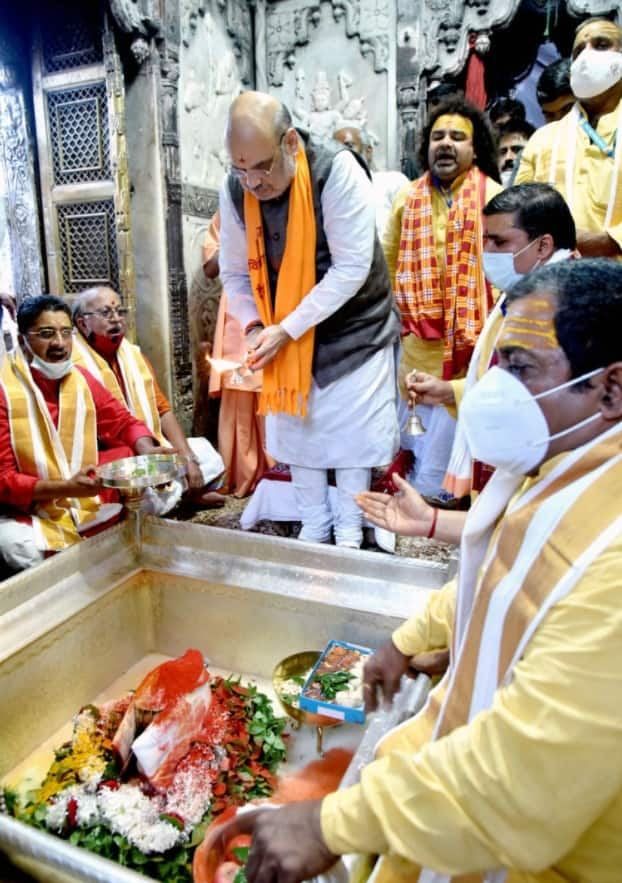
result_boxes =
[219,91,399,548]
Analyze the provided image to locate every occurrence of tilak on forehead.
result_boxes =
[498,297,560,351]
[573,19,622,52]
[431,114,474,137]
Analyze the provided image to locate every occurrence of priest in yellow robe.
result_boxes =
[515,18,622,259]
[228,258,622,883]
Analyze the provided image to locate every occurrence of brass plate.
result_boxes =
[272,650,341,729]
[96,453,187,490]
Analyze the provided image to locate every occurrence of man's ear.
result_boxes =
[537,233,555,262]
[74,315,86,336]
[601,363,622,420]
[283,127,298,154]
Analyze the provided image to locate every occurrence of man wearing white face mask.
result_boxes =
[367,184,577,544]
[0,295,164,573]
[516,17,622,259]
[237,259,622,883]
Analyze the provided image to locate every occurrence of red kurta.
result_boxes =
[0,365,153,514]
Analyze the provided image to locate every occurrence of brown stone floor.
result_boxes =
[172,493,455,566]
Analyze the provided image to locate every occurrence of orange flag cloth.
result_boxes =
[243,145,316,417]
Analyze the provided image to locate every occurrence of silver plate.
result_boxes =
[96,453,187,490]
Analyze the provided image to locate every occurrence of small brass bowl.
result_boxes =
[272,650,341,730]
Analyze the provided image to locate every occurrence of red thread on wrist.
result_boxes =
[427,506,438,539]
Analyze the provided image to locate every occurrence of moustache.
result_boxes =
[502,160,515,171]
[434,150,456,160]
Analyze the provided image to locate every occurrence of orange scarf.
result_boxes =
[395,167,492,380]
[244,145,316,417]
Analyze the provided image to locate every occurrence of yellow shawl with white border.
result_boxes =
[0,349,101,550]
[368,422,622,883]
[73,335,166,445]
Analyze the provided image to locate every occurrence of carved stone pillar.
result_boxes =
[567,1,620,22]
[396,0,521,173]
[0,32,45,299]
[159,2,192,428]
[103,19,137,333]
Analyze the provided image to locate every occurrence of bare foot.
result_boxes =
[191,490,226,508]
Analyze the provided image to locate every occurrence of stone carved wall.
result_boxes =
[109,0,161,63]
[158,0,196,429]
[261,0,396,169]
[566,0,620,21]
[396,0,518,173]
[216,0,254,86]
[178,1,249,433]
[395,0,620,174]
[264,0,390,88]
[0,33,45,299]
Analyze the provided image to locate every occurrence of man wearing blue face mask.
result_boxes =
[238,259,622,883]
[367,184,577,542]
[516,17,622,259]
[0,295,166,573]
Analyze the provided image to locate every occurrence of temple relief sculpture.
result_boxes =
[289,67,371,140]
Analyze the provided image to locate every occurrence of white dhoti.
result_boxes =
[0,519,44,571]
[266,345,398,467]
[0,502,122,572]
[263,345,399,547]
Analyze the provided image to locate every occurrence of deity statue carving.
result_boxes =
[308,71,343,137]
[292,67,310,128]
[181,0,206,47]
[291,68,374,140]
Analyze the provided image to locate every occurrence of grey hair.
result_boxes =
[274,102,292,138]
[72,286,113,320]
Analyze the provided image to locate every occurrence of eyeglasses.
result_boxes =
[27,328,75,341]
[228,133,286,185]
[81,307,130,319]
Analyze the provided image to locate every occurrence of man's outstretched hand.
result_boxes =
[356,473,434,537]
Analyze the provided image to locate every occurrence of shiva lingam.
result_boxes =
[97,453,188,548]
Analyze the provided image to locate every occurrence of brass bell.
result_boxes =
[407,410,426,436]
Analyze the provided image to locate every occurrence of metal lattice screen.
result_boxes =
[47,83,110,186]
[41,7,103,73]
[56,200,119,293]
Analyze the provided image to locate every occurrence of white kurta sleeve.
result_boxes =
[218,180,262,331]
[280,150,376,341]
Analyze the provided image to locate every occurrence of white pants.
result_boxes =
[290,465,371,548]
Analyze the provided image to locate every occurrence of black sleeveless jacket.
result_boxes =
[227,130,399,388]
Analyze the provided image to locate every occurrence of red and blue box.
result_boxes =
[299,639,373,724]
